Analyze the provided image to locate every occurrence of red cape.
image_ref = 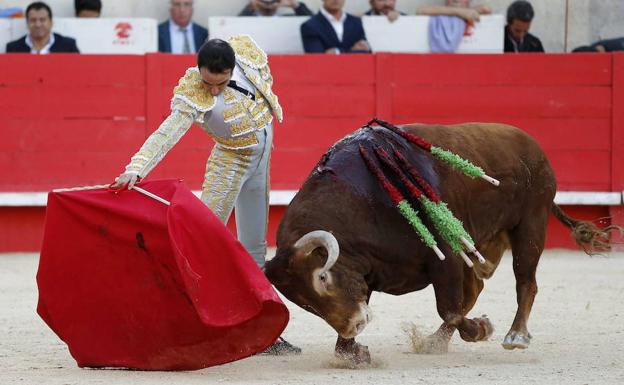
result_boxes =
[37,179,289,370]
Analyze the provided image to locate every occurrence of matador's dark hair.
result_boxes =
[197,39,236,73]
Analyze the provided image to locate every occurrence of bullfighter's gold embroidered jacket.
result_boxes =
[124,34,282,178]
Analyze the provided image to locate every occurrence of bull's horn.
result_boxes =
[293,230,339,273]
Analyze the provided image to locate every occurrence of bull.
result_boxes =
[264,121,618,364]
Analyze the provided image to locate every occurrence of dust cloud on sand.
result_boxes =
[1,250,623,384]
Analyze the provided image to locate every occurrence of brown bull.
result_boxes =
[264,122,617,364]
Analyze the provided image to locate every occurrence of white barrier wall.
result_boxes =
[208,15,503,54]
[364,14,503,53]
[1,14,503,54]
[1,18,157,54]
[208,16,307,54]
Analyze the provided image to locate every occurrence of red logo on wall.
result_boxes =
[114,22,133,44]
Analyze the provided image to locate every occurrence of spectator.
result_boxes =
[158,0,208,54]
[572,37,624,53]
[300,0,371,54]
[416,1,491,52]
[364,0,405,23]
[75,0,101,17]
[239,0,313,16]
[416,0,491,24]
[6,2,79,54]
[504,0,544,53]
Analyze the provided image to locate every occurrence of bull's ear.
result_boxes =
[292,244,325,268]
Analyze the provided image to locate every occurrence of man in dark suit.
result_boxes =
[504,0,544,53]
[158,0,208,54]
[300,0,371,54]
[6,2,79,54]
[572,37,624,53]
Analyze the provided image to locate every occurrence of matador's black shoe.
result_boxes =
[261,337,302,355]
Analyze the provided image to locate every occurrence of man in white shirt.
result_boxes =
[6,1,79,54]
[300,0,370,54]
[158,0,208,54]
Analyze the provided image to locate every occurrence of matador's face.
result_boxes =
[199,67,233,97]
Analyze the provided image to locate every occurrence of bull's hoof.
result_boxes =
[502,330,532,350]
[335,342,371,365]
[474,315,494,341]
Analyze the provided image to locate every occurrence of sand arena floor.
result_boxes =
[1,249,623,384]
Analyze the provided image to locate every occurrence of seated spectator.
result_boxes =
[364,0,406,23]
[301,0,371,54]
[158,0,208,54]
[416,0,491,24]
[6,2,79,54]
[504,0,544,53]
[75,0,101,18]
[417,0,491,52]
[239,0,313,16]
[572,37,624,52]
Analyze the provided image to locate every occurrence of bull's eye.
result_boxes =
[319,272,327,283]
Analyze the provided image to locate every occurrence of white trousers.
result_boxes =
[200,125,272,267]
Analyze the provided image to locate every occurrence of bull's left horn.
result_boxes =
[293,230,339,273]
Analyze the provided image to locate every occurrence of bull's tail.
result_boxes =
[551,203,623,255]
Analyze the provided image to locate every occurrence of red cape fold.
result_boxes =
[37,179,289,370]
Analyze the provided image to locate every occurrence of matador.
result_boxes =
[113,35,282,268]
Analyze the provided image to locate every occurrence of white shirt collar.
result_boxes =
[169,19,191,30]
[319,7,346,43]
[25,33,55,54]
[320,6,346,24]
[231,64,256,94]
[168,19,195,54]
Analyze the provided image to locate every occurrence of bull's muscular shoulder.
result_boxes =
[405,122,528,141]
[403,122,549,184]
[405,122,539,156]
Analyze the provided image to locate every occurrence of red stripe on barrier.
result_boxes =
[0,53,622,252]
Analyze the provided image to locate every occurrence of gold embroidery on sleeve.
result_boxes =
[124,110,194,177]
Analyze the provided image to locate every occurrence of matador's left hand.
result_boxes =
[111,171,140,190]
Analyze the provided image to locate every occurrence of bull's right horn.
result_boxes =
[293,230,339,273]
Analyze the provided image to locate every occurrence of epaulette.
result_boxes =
[228,34,268,70]
[172,67,216,112]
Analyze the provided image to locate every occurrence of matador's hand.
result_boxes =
[111,172,140,190]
